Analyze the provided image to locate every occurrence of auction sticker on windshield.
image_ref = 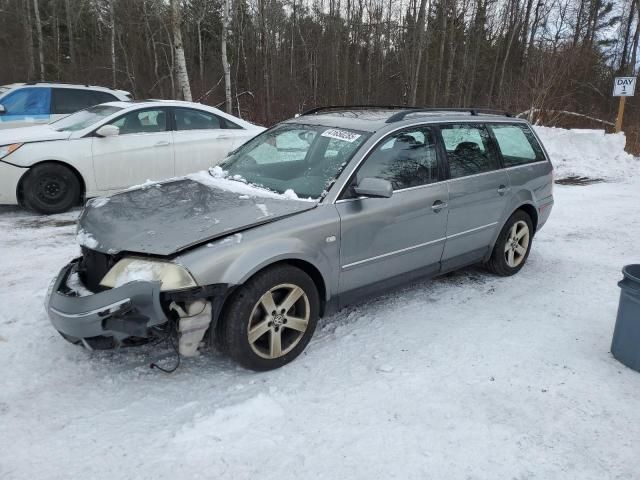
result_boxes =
[321,128,361,143]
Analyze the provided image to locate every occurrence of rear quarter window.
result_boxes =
[489,124,545,167]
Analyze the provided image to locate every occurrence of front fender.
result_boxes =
[175,207,341,303]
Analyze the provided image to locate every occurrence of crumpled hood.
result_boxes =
[77,177,317,256]
[0,124,71,145]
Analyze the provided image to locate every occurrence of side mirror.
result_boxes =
[95,124,120,137]
[0,104,5,114]
[353,177,393,198]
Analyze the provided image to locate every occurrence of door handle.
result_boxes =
[154,141,170,147]
[497,185,511,196]
[431,200,448,213]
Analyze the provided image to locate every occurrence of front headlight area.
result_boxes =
[0,143,22,160]
[99,257,197,292]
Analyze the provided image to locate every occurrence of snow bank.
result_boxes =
[534,126,640,180]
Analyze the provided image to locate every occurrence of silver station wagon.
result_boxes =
[46,107,554,370]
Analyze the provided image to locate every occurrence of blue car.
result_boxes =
[0,82,131,129]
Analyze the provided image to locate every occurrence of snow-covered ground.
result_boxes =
[1,128,640,479]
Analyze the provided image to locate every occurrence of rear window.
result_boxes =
[489,124,545,167]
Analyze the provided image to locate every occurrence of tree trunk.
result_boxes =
[221,0,233,113]
[33,0,45,80]
[110,0,116,87]
[171,0,192,101]
[24,1,35,80]
[410,0,429,106]
[65,0,75,65]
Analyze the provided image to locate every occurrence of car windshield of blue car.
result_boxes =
[51,105,124,132]
[219,123,370,199]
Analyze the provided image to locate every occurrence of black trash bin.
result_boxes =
[611,265,640,372]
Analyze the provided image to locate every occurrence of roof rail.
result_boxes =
[23,80,122,92]
[300,105,416,116]
[385,107,513,123]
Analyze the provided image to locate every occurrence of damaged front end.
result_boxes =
[46,251,230,356]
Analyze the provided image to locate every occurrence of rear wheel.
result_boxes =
[486,210,533,276]
[22,163,81,214]
[219,265,319,371]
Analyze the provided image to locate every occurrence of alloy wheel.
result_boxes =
[504,220,530,268]
[247,283,310,359]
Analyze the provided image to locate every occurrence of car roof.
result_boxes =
[284,107,528,133]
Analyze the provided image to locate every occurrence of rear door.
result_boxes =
[336,125,449,303]
[172,107,243,176]
[92,107,174,191]
[0,87,51,128]
[438,123,512,271]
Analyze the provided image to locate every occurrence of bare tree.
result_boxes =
[33,0,45,80]
[221,0,233,113]
[171,0,192,101]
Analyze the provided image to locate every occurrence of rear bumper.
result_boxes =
[0,161,27,205]
[46,259,168,341]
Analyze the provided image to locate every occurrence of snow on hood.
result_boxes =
[0,124,71,145]
[77,172,317,256]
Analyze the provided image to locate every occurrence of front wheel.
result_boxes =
[22,163,81,214]
[219,265,319,371]
[485,210,533,276]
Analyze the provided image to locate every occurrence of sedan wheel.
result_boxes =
[219,265,319,371]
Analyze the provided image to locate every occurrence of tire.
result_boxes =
[22,163,81,214]
[485,210,534,276]
[219,265,319,371]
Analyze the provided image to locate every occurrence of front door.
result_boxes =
[438,123,512,270]
[92,107,174,191]
[336,126,449,304]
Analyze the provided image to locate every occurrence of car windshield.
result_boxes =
[50,105,123,132]
[219,123,370,199]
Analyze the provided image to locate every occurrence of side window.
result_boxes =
[109,109,167,135]
[356,127,439,190]
[87,91,118,106]
[175,108,222,130]
[489,124,545,167]
[0,88,50,115]
[440,124,499,179]
[52,89,89,114]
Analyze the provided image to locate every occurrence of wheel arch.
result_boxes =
[214,256,329,318]
[17,160,86,207]
[517,203,538,232]
[486,201,539,262]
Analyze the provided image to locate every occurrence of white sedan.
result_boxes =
[0,100,265,213]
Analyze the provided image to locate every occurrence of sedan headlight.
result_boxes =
[99,257,197,291]
[0,143,22,159]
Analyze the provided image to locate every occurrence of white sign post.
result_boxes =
[613,77,636,132]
